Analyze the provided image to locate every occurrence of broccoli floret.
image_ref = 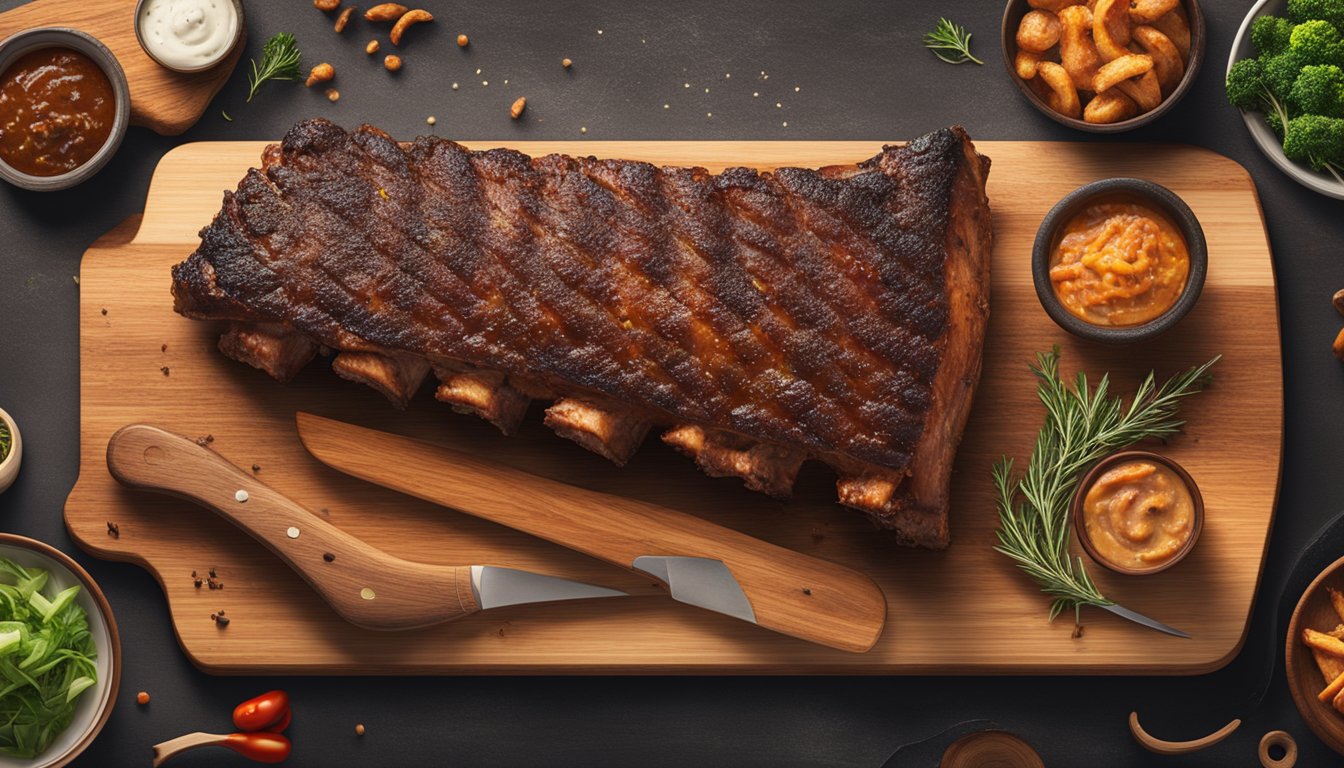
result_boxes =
[1287,0,1344,28]
[1290,20,1344,66]
[1283,114,1344,173]
[1268,110,1288,138]
[1265,51,1308,99]
[1252,16,1296,55]
[1291,64,1344,115]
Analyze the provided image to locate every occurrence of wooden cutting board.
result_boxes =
[0,0,243,135]
[64,140,1281,674]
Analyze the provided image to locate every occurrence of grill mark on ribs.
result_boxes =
[173,120,992,548]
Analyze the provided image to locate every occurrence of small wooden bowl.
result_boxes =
[1071,450,1204,575]
[1286,554,1344,757]
[0,534,121,767]
[1032,178,1207,345]
[0,406,21,494]
[1000,0,1206,133]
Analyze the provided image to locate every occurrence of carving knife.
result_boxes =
[295,412,887,653]
[106,424,627,631]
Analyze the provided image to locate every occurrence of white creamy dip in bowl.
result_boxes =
[134,0,243,73]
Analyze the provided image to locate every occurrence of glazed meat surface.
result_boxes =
[172,119,992,548]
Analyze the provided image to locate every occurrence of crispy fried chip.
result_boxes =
[1115,68,1162,111]
[1092,0,1133,61]
[1038,61,1082,118]
[1017,10,1063,52]
[1132,25,1185,94]
[1083,89,1138,123]
[1057,5,1102,91]
[1149,5,1191,58]
[1128,0,1179,22]
[1093,53,1154,93]
[1016,49,1045,79]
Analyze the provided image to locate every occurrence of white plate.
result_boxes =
[1229,0,1344,199]
[0,541,117,768]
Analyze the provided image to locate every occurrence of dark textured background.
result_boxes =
[1,0,1342,765]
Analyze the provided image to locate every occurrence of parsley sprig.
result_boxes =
[993,348,1218,623]
[247,33,302,103]
[923,18,984,65]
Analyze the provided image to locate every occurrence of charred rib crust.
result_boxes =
[172,120,991,547]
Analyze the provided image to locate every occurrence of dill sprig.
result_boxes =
[247,33,302,103]
[993,347,1219,623]
[923,18,983,66]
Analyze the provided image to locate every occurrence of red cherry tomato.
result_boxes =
[264,708,292,734]
[224,732,291,764]
[233,690,290,732]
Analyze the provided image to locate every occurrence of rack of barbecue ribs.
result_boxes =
[172,119,992,548]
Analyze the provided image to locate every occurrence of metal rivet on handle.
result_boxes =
[360,588,376,600]
[286,527,300,539]
[234,490,249,502]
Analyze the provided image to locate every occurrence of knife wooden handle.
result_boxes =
[297,413,887,653]
[106,424,479,630]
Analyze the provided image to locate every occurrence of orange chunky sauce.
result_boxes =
[1082,460,1195,570]
[1049,200,1189,327]
[0,48,116,177]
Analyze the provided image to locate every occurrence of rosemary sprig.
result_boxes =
[246,33,302,103]
[923,18,984,66]
[994,347,1219,624]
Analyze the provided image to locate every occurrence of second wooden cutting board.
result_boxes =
[65,139,1280,674]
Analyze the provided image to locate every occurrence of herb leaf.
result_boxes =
[993,347,1218,623]
[0,421,9,463]
[923,18,984,66]
[247,33,302,103]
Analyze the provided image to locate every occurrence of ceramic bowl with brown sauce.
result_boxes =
[1072,450,1204,575]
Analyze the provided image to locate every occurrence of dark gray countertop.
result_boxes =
[1,0,1342,765]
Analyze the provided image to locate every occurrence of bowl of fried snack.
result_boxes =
[1001,0,1206,131]
[1288,556,1344,755]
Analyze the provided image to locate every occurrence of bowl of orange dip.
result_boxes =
[1032,178,1207,344]
[1072,450,1204,575]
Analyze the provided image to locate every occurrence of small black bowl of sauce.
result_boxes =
[0,28,129,191]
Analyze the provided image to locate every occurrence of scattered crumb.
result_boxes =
[326,88,340,103]
[355,723,366,736]
[510,97,526,119]
[106,521,119,538]
[596,29,603,35]
[482,80,488,86]
[456,33,468,47]
[725,73,731,79]
[426,116,436,126]
[252,464,261,473]
[794,86,800,92]
[211,611,230,628]
[100,308,107,316]
[195,435,214,447]
[161,343,168,352]
[801,587,812,596]
[782,122,788,127]
[194,578,203,589]
[775,102,782,108]
[704,87,709,93]
[72,275,79,285]
[752,92,759,97]
[562,57,572,69]
[706,112,712,117]
[323,552,336,562]
[137,691,150,705]
[209,568,217,578]
[451,82,458,90]
[580,126,587,134]
[365,39,379,55]
[683,83,689,88]
[1072,624,1085,639]
[384,54,402,72]
[663,104,669,109]
[161,366,170,376]
[475,68,481,75]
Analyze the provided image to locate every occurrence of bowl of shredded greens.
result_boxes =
[1227,0,1344,199]
[0,535,118,767]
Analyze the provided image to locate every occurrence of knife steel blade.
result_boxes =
[471,564,627,610]
[632,556,756,624]
[1101,602,1191,638]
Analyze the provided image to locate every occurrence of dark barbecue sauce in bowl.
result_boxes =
[0,47,116,177]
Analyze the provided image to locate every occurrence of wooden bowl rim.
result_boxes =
[1286,553,1344,757]
[0,533,122,767]
[1070,450,1205,575]
[999,0,1207,133]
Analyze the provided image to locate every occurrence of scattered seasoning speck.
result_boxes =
[704,87,709,93]
[326,88,340,103]
[802,587,812,595]
[209,568,217,578]
[106,521,119,538]
[706,112,712,117]
[663,104,669,109]
[286,526,301,539]
[451,82,459,90]
[794,86,800,92]
[192,571,197,578]
[323,552,336,562]
[562,58,572,69]
[72,275,79,285]
[161,366,170,376]
[752,92,759,97]
[683,83,689,88]
[782,122,788,127]
[194,578,202,589]
[475,68,481,75]
[252,464,261,473]
[161,343,168,352]
[1072,624,1085,639]
[137,691,150,705]
[725,73,731,79]
[456,33,468,47]
[580,126,587,134]
[100,308,107,316]
[482,80,488,86]
[775,102,782,108]
[596,29,602,35]
[426,116,436,126]
[355,723,366,736]
[235,489,249,503]
[212,612,230,628]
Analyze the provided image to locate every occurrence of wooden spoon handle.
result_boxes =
[107,424,478,630]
